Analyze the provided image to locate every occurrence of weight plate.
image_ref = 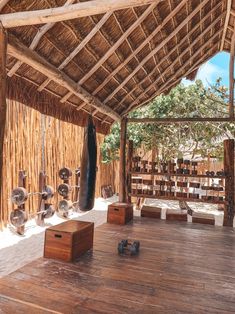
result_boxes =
[58,199,73,214]
[43,204,55,219]
[57,183,72,197]
[10,187,28,205]
[58,167,72,180]
[42,185,55,200]
[10,209,27,227]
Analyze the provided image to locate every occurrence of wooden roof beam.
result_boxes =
[7,0,76,78]
[115,2,222,112]
[37,10,112,92]
[7,33,121,121]
[60,2,159,103]
[103,0,211,105]
[220,0,232,51]
[123,35,220,115]
[127,117,234,123]
[0,0,162,28]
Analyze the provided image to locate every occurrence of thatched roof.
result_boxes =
[0,0,233,133]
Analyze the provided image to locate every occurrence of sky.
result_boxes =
[182,51,229,88]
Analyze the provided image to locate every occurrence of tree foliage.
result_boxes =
[101,79,234,163]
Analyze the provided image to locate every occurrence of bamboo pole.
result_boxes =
[119,117,127,203]
[127,140,133,203]
[223,139,234,227]
[0,22,7,228]
[229,24,235,118]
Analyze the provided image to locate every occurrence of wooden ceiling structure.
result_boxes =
[0,0,234,133]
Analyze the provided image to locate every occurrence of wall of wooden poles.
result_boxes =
[0,97,119,229]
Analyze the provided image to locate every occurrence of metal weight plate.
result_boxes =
[43,204,55,219]
[58,199,73,215]
[10,187,28,205]
[42,185,55,200]
[58,167,72,180]
[10,209,28,227]
[57,183,72,197]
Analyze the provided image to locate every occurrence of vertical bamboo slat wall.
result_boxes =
[0,98,119,229]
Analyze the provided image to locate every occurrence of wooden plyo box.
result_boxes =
[141,205,161,219]
[44,220,94,262]
[107,202,133,225]
[166,209,187,221]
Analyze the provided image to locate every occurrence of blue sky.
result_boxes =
[182,51,229,87]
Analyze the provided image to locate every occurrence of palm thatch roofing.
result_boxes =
[0,0,234,133]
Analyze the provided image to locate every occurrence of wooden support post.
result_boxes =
[127,140,133,203]
[119,117,127,203]
[0,23,7,217]
[229,25,235,118]
[223,139,234,227]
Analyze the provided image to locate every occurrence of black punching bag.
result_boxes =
[79,116,97,211]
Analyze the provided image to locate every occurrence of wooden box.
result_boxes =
[192,212,215,225]
[141,205,161,219]
[44,220,94,262]
[166,209,187,221]
[107,202,133,225]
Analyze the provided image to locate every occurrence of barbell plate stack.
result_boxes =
[10,209,28,227]
[10,187,28,205]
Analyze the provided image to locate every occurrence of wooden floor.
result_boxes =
[0,218,235,313]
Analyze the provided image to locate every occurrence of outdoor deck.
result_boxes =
[0,217,235,313]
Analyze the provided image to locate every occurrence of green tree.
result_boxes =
[101,79,234,163]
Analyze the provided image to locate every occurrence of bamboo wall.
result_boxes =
[0,98,119,229]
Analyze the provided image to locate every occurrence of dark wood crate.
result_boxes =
[141,205,161,219]
[107,202,133,225]
[44,220,94,262]
[192,212,215,225]
[166,209,187,221]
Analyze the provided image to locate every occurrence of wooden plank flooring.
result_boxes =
[0,217,235,313]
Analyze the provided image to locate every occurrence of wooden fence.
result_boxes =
[0,98,119,229]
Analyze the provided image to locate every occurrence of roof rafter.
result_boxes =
[103,0,211,105]
[7,0,76,78]
[0,0,161,28]
[100,1,222,123]
[131,44,219,114]
[116,1,222,110]
[0,0,9,11]
[92,0,187,98]
[60,2,158,103]
[124,16,224,113]
[37,10,112,92]
[220,0,232,51]
[124,35,220,115]
[7,33,121,121]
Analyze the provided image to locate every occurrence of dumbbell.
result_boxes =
[183,160,190,174]
[191,161,198,175]
[117,239,140,256]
